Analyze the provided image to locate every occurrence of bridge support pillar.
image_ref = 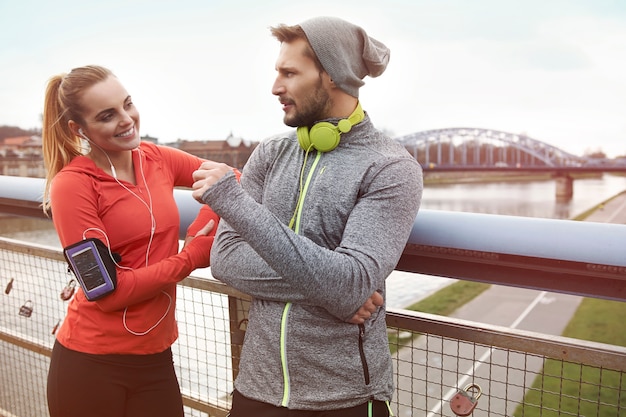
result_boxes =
[555,175,574,199]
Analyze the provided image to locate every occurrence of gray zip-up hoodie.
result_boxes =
[201,114,423,410]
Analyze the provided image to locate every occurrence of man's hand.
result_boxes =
[348,290,384,324]
[192,161,233,203]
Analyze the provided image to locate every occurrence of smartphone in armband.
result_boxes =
[63,238,118,301]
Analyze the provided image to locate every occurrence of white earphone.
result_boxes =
[78,128,118,179]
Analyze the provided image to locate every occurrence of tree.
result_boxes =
[583,147,606,159]
[0,125,41,142]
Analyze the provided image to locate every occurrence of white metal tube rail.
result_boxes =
[1,174,625,302]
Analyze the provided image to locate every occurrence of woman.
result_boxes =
[42,65,217,417]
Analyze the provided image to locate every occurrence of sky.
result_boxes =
[1,0,625,157]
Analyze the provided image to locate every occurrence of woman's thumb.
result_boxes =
[195,219,215,237]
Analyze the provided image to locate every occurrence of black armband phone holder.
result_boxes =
[63,238,118,301]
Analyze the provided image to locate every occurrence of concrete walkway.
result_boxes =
[581,190,626,224]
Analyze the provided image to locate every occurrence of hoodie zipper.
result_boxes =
[358,324,371,385]
[280,150,324,407]
[290,151,322,233]
[280,302,292,406]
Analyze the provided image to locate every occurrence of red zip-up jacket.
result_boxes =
[51,141,217,354]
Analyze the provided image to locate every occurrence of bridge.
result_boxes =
[396,127,588,167]
[395,127,626,198]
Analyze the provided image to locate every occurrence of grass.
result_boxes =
[388,280,490,353]
[513,298,626,417]
[402,280,491,316]
[571,190,626,221]
[563,297,626,346]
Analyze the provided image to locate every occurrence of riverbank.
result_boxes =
[423,170,602,185]
[572,189,626,222]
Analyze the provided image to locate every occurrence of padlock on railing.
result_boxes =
[450,383,482,416]
[19,300,34,318]
[60,279,76,301]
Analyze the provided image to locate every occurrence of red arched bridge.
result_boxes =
[396,127,589,167]
[395,127,626,198]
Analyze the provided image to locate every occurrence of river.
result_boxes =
[421,173,626,219]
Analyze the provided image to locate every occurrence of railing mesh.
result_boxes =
[1,239,624,417]
[388,328,625,416]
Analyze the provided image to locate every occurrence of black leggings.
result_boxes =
[47,341,184,417]
[229,390,391,417]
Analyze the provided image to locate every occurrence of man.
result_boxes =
[192,16,423,417]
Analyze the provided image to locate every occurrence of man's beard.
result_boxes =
[284,80,331,128]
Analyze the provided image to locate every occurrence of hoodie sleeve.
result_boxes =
[204,145,423,321]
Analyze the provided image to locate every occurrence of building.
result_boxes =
[0,133,259,178]
[1,135,42,158]
[169,133,258,170]
[0,135,44,177]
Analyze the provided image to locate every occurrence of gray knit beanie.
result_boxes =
[300,16,390,98]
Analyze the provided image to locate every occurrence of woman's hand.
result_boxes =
[183,219,215,249]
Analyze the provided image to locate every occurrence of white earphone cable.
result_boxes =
[81,141,169,336]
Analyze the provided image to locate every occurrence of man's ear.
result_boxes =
[322,72,338,90]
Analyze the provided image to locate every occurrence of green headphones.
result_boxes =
[297,102,364,152]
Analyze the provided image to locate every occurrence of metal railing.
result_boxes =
[1,175,625,417]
